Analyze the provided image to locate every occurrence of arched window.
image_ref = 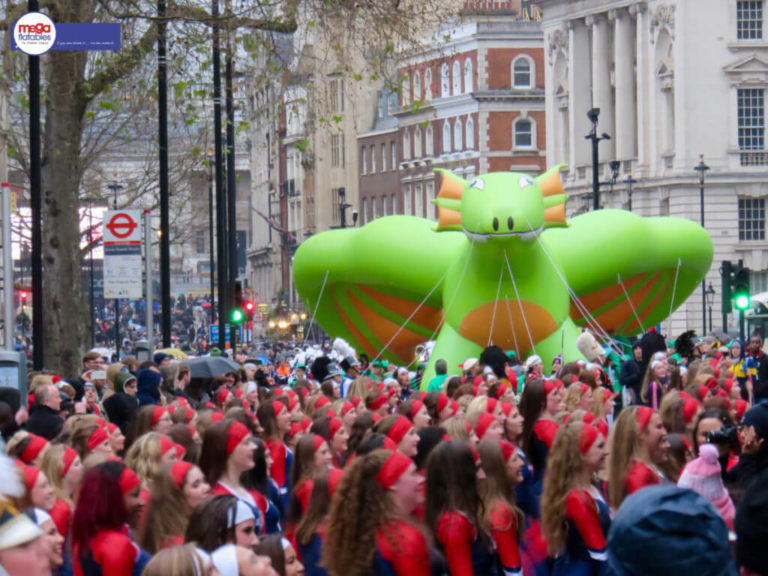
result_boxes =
[452,61,461,95]
[464,59,474,92]
[441,63,450,97]
[454,118,463,150]
[402,74,411,106]
[403,128,411,160]
[466,117,475,149]
[443,120,452,153]
[414,126,422,158]
[426,125,434,156]
[424,68,433,100]
[413,71,422,102]
[514,117,534,149]
[512,56,533,89]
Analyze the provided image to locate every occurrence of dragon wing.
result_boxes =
[541,210,713,336]
[292,216,464,364]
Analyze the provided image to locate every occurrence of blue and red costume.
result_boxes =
[74,529,150,576]
[625,459,662,496]
[552,488,611,576]
[211,482,267,535]
[297,526,328,576]
[374,519,435,576]
[489,501,522,576]
[267,438,294,510]
[436,511,498,576]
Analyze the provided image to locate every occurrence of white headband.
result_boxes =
[228,500,255,528]
[211,544,238,576]
[281,537,292,550]
[32,508,52,527]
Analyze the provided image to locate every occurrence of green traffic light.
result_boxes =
[231,308,244,323]
[735,294,750,310]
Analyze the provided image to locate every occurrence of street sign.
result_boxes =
[103,210,142,299]
[209,323,242,343]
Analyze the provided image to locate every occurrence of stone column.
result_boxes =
[587,14,615,159]
[632,2,649,168]
[613,8,637,161]
[568,19,591,168]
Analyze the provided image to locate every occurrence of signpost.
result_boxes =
[103,210,142,299]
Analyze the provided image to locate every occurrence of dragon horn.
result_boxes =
[535,164,568,197]
[434,169,467,231]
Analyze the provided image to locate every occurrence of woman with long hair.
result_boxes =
[256,534,305,576]
[541,422,610,576]
[41,444,82,538]
[295,469,343,576]
[124,432,180,508]
[200,419,267,535]
[286,434,333,533]
[185,494,260,553]
[310,417,349,467]
[398,399,431,431]
[324,450,431,576]
[606,406,669,509]
[241,436,283,534]
[520,379,563,486]
[477,440,525,576]
[423,392,454,424]
[373,415,420,458]
[139,461,210,553]
[71,461,150,576]
[70,422,113,462]
[640,359,668,410]
[563,383,593,413]
[141,544,212,576]
[257,400,293,509]
[343,412,375,461]
[425,441,496,575]
[8,431,50,467]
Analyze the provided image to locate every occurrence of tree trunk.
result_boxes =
[41,47,89,377]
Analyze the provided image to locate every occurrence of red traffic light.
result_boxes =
[20,291,28,301]
[244,301,255,312]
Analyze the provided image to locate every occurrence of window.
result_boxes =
[361,146,367,174]
[739,197,766,240]
[441,63,450,97]
[332,188,343,226]
[383,195,389,216]
[414,127,422,158]
[426,181,436,220]
[330,78,345,113]
[514,118,533,148]
[415,183,424,217]
[372,196,378,219]
[403,129,411,160]
[452,61,461,95]
[464,59,474,92]
[370,145,376,173]
[738,1,763,40]
[454,119,463,150]
[402,74,411,107]
[391,141,397,168]
[738,88,765,150]
[362,198,368,224]
[443,120,452,153]
[513,57,532,89]
[466,117,475,149]
[405,185,412,215]
[426,125,434,156]
[392,194,397,214]
[425,68,433,100]
[413,71,422,101]
[381,143,387,172]
[196,230,206,254]
[750,269,768,293]
[331,134,342,167]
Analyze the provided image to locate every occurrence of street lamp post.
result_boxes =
[609,160,620,197]
[107,180,123,210]
[694,154,710,335]
[207,153,215,322]
[625,172,638,212]
[87,197,95,348]
[106,180,123,356]
[339,187,350,229]
[585,108,611,211]
[705,283,716,334]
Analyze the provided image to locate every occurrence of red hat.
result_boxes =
[436,393,450,415]
[119,466,141,495]
[376,451,412,489]
[151,406,166,426]
[636,406,654,433]
[476,412,497,440]
[408,400,425,420]
[61,447,78,478]
[328,418,343,440]
[211,411,225,423]
[315,396,331,410]
[218,388,231,406]
[170,461,194,489]
[369,394,387,412]
[340,401,355,417]
[20,435,49,464]
[226,421,250,455]
[86,427,109,452]
[485,398,498,414]
[499,439,516,462]
[386,416,413,445]
[22,465,40,493]
[578,424,600,454]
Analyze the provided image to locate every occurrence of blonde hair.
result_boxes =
[606,407,646,509]
[6,430,31,455]
[346,377,371,403]
[442,416,471,442]
[41,444,68,498]
[102,363,125,401]
[540,422,588,555]
[29,374,54,396]
[589,388,609,421]
[562,384,582,413]
[465,396,491,424]
[124,432,165,488]
[142,544,208,576]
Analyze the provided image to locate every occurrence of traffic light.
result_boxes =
[231,280,244,324]
[230,307,244,324]
[721,260,733,315]
[243,300,255,319]
[20,291,28,311]
[733,265,751,311]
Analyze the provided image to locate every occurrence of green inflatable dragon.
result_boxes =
[293,166,713,383]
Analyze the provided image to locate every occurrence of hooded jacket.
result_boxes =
[135,369,163,406]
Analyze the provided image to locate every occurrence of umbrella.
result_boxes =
[156,347,188,361]
[182,356,240,379]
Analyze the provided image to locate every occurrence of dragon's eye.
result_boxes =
[518,176,535,188]
[468,178,485,191]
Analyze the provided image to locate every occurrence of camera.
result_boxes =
[705,426,738,446]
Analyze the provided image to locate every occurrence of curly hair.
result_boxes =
[323,450,394,576]
[343,412,374,461]
[540,422,588,555]
[124,431,165,488]
[606,407,645,509]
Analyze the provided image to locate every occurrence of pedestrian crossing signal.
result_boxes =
[733,267,750,311]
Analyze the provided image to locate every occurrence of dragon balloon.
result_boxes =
[293,166,713,384]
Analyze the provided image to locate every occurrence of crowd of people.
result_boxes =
[0,326,767,576]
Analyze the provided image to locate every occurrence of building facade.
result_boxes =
[540,0,768,337]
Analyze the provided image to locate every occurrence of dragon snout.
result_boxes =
[492,216,514,232]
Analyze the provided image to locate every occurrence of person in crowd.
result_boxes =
[256,534,305,576]
[40,444,81,538]
[70,422,112,462]
[258,400,294,510]
[726,403,768,503]
[607,406,669,509]
[25,384,64,440]
[373,415,420,458]
[640,360,667,410]
[736,467,768,576]
[309,417,348,467]
[427,359,449,392]
[425,441,496,575]
[9,431,50,467]
[619,341,643,405]
[398,399,431,431]
[136,369,163,407]
[140,461,210,553]
[185,494,260,553]
[124,432,179,498]
[0,500,49,576]
[103,371,139,436]
[324,449,432,576]
[520,378,563,486]
[140,544,213,576]
[286,434,333,534]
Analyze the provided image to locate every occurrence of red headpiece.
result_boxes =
[578,424,600,455]
[315,396,331,410]
[340,401,355,417]
[171,461,194,489]
[20,435,48,464]
[636,406,654,433]
[494,383,509,399]
[376,451,412,490]
[386,416,413,445]
[226,421,250,455]
[328,418,343,440]
[485,398,498,414]
[369,394,388,412]
[273,400,287,416]
[328,468,344,497]
[735,399,749,420]
[119,466,141,495]
[436,393,450,415]
[22,466,40,493]
[211,411,224,423]
[61,447,78,478]
[408,400,425,420]
[312,434,326,453]
[476,412,497,440]
[151,406,166,426]
[86,427,109,452]
[499,439,516,462]
[218,388,231,406]
[159,435,175,455]
[544,379,563,396]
